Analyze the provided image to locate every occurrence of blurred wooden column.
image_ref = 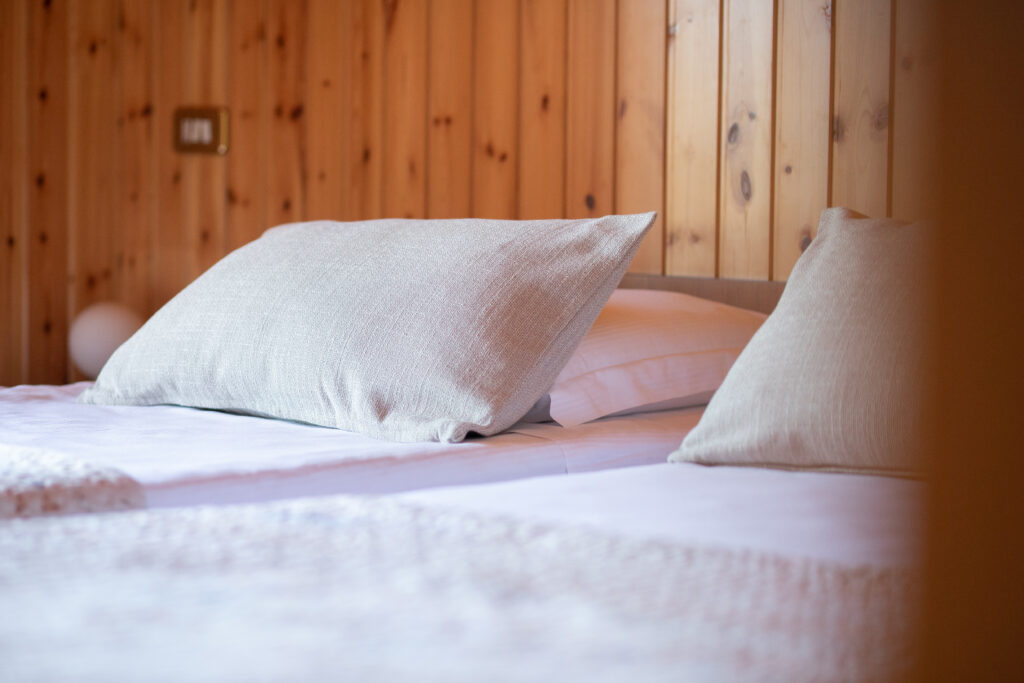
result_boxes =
[923,2,1024,680]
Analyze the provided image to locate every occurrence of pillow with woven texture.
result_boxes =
[80,214,655,442]
[521,288,765,426]
[669,208,927,476]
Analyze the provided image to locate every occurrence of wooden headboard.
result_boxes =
[619,273,785,315]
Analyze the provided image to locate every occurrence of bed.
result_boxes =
[0,209,925,678]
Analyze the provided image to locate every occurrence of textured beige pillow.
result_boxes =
[669,208,927,476]
[80,214,655,442]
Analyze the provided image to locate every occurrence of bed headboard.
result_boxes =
[619,273,785,315]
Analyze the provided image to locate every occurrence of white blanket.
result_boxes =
[0,496,917,681]
[0,444,144,518]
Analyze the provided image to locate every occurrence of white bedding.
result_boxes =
[0,493,918,682]
[403,462,925,567]
[0,383,701,510]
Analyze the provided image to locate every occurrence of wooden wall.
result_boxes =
[0,0,933,386]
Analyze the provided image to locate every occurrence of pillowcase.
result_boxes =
[79,214,655,442]
[522,288,766,426]
[669,208,927,476]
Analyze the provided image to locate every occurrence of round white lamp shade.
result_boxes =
[69,302,144,379]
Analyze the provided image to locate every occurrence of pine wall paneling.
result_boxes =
[0,0,936,386]
[772,0,831,281]
[518,0,566,220]
[665,0,720,277]
[1,0,29,385]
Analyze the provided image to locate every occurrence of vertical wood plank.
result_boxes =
[719,0,773,280]
[0,0,28,385]
[427,0,473,218]
[266,0,307,225]
[68,0,121,327]
[566,0,616,219]
[518,0,566,220]
[186,0,228,279]
[347,0,384,219]
[472,0,519,219]
[306,0,350,220]
[226,0,268,251]
[773,0,831,280]
[891,0,937,221]
[27,0,70,383]
[153,0,188,309]
[831,0,890,218]
[616,0,666,273]
[116,0,156,316]
[382,0,427,218]
[665,0,720,277]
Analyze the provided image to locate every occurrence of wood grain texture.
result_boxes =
[383,0,428,219]
[0,0,28,385]
[718,0,773,280]
[116,0,156,316]
[266,0,306,226]
[28,0,70,383]
[427,0,473,218]
[665,0,720,277]
[518,0,566,220]
[347,0,384,219]
[472,0,519,219]
[153,0,187,310]
[226,0,268,251]
[616,0,666,274]
[773,0,832,280]
[305,0,350,221]
[566,0,615,218]
[831,0,891,218]
[185,0,228,279]
[891,0,937,221]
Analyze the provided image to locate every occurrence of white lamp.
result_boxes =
[69,303,144,379]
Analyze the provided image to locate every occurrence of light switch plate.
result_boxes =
[173,107,230,155]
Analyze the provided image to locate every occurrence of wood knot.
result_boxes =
[42,320,52,334]
[619,99,627,119]
[873,104,889,131]
[584,194,596,211]
[282,199,291,212]
[727,122,740,145]
[901,55,913,71]
[322,79,331,88]
[362,148,371,163]
[784,165,792,175]
[276,33,285,49]
[35,173,45,188]
[317,170,326,181]
[687,232,701,245]
[38,88,47,102]
[38,231,48,244]
[498,152,507,163]
[86,274,97,289]
[6,235,15,248]
[200,229,210,243]
[88,41,98,55]
[226,188,238,204]
[485,142,495,157]
[740,170,752,202]
[274,104,284,118]
[540,94,549,111]
[832,116,844,142]
[172,170,181,184]
[289,104,304,120]
[748,110,756,121]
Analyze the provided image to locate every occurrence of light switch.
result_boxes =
[173,107,229,155]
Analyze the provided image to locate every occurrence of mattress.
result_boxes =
[0,383,701,510]
[402,461,925,568]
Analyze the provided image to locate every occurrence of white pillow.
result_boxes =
[79,214,655,442]
[526,289,765,426]
[669,208,927,476]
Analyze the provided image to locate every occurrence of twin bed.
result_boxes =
[0,210,924,680]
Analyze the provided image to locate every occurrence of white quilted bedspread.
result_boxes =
[0,444,145,519]
[0,496,917,682]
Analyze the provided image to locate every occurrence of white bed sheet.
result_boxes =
[0,383,702,507]
[402,461,925,568]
